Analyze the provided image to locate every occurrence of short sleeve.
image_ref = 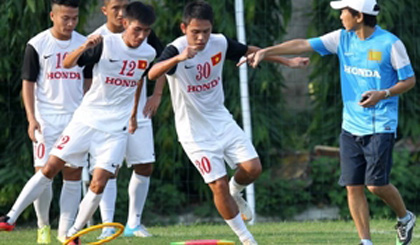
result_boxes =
[225,36,248,62]
[21,44,40,82]
[77,42,103,67]
[390,40,414,81]
[83,64,93,79]
[147,30,164,59]
[308,29,342,56]
[156,45,180,75]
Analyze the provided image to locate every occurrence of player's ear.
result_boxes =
[180,22,187,34]
[122,18,129,29]
[101,6,107,16]
[356,12,364,24]
[50,11,54,22]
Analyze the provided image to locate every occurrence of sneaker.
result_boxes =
[396,211,416,245]
[242,238,258,245]
[124,224,152,237]
[67,237,81,245]
[56,236,66,243]
[37,225,51,244]
[232,193,253,221]
[0,216,15,231]
[97,227,116,240]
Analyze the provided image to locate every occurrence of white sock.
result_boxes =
[229,177,246,196]
[67,189,102,237]
[398,211,412,224]
[361,239,373,245]
[225,213,253,242]
[7,171,52,224]
[99,178,117,224]
[58,180,82,238]
[127,172,150,228]
[33,182,52,228]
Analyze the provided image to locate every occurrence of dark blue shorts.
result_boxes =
[339,130,395,186]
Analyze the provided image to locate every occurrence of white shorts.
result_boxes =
[33,114,73,167]
[181,122,258,183]
[125,123,155,167]
[50,120,127,174]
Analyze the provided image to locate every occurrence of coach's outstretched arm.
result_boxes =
[243,39,313,68]
[246,45,309,69]
[63,35,103,68]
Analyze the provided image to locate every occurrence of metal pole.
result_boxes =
[234,0,256,225]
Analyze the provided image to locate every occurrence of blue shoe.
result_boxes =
[97,227,115,240]
[124,224,152,237]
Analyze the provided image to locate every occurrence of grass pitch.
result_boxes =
[0,219,416,245]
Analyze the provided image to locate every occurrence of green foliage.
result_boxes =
[0,0,97,220]
[256,171,311,218]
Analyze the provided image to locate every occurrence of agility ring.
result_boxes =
[63,222,124,245]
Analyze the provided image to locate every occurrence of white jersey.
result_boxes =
[90,24,163,126]
[158,34,248,142]
[72,33,156,133]
[89,23,112,36]
[22,29,88,116]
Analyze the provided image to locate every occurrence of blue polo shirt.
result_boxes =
[308,26,414,135]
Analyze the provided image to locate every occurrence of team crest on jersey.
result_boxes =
[211,52,222,66]
[368,50,382,62]
[138,60,148,69]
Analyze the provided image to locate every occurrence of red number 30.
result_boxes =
[194,157,212,175]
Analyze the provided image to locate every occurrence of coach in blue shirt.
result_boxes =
[240,0,416,244]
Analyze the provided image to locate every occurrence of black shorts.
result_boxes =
[338,130,395,186]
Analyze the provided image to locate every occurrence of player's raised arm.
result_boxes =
[63,34,103,68]
[240,39,313,68]
[148,45,198,81]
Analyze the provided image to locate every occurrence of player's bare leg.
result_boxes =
[229,158,262,221]
[347,186,371,241]
[367,184,406,217]
[208,176,255,244]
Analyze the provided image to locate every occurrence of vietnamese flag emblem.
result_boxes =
[211,52,222,66]
[138,60,148,69]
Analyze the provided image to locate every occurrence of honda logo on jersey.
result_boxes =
[138,60,148,69]
[211,52,222,66]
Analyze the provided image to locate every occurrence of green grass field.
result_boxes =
[0,220,417,245]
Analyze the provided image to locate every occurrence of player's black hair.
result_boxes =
[51,0,79,8]
[182,1,214,25]
[347,5,379,28]
[123,1,156,26]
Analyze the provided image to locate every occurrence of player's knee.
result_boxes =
[134,163,153,176]
[62,167,82,181]
[208,178,229,196]
[89,179,106,194]
[250,163,262,179]
[367,185,385,196]
[42,157,65,178]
